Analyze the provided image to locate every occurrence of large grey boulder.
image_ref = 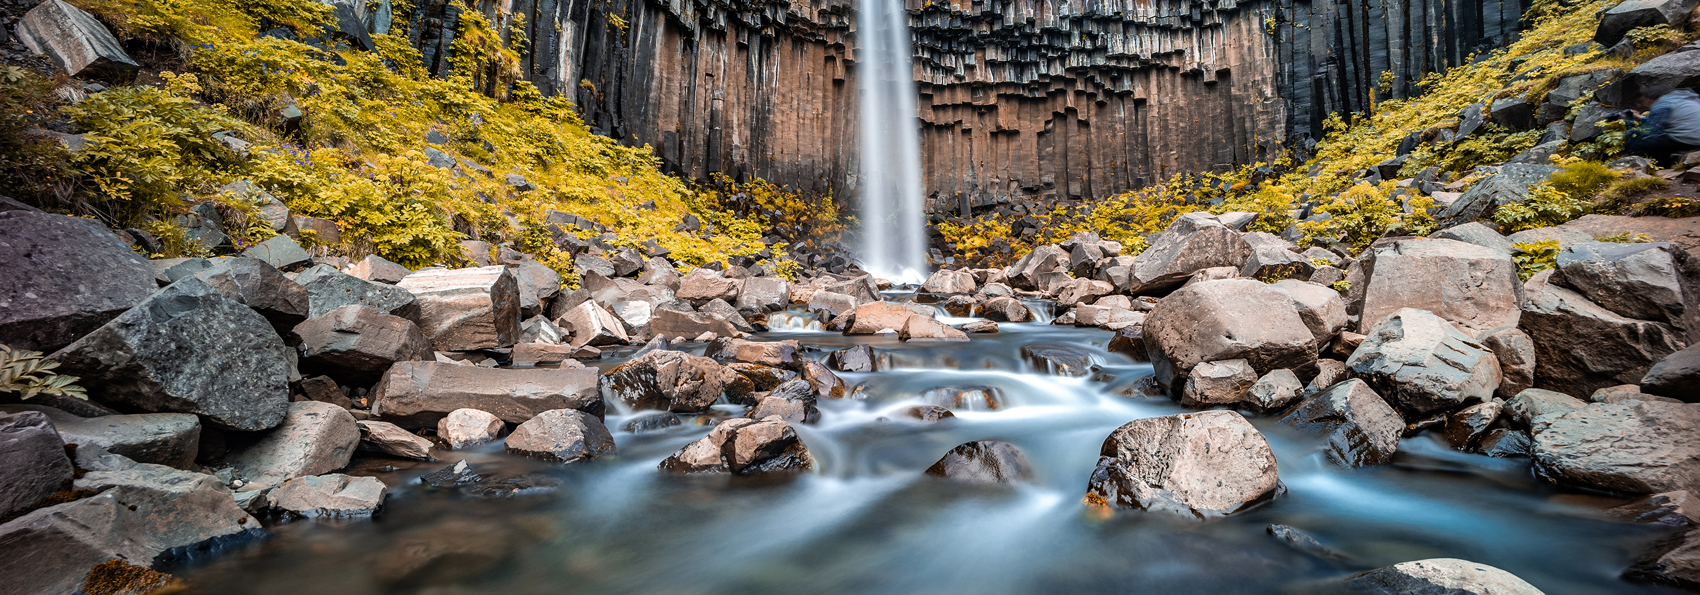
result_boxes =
[0,412,73,519]
[349,254,411,284]
[226,401,359,486]
[1520,270,1686,397]
[1597,40,1700,108]
[919,269,977,296]
[1351,237,1523,333]
[1347,558,1544,594]
[1004,245,1069,291]
[0,405,197,469]
[1479,326,1537,399]
[1126,217,1255,295]
[1435,164,1558,228]
[396,266,521,351]
[294,304,433,384]
[371,361,602,428]
[735,277,791,314]
[601,350,752,413]
[504,409,616,463]
[1244,369,1304,413]
[1281,379,1404,466]
[1269,279,1348,343]
[555,299,629,347]
[647,308,740,341]
[190,257,310,333]
[1347,308,1502,418]
[510,260,562,319]
[1506,388,1587,434]
[241,234,312,272]
[437,408,503,449]
[293,264,420,320]
[1180,359,1258,408]
[1432,222,1514,255]
[658,415,812,475]
[1644,343,1700,400]
[12,0,139,77]
[747,379,821,424]
[1533,399,1700,495]
[267,473,387,518]
[676,268,743,306]
[50,277,292,431]
[1085,410,1280,519]
[925,440,1032,484]
[1143,279,1320,391]
[0,211,157,352]
[1596,0,1699,47]
[1555,242,1700,341]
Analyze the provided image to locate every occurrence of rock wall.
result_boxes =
[402,0,1527,212]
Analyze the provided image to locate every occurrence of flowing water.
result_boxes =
[176,306,1686,595]
[854,0,928,284]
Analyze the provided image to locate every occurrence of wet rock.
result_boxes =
[1475,428,1533,458]
[1144,279,1320,390]
[1245,369,1304,414]
[1592,384,1668,404]
[980,296,1034,322]
[658,415,812,475]
[1478,326,1537,399]
[1181,359,1258,408]
[1021,344,1094,376]
[437,408,504,449]
[677,269,743,306]
[555,300,629,347]
[0,405,197,469]
[601,350,753,413]
[1555,242,1700,339]
[902,405,955,422]
[268,473,387,518]
[1085,410,1281,519]
[13,0,139,77]
[1644,344,1700,400]
[925,440,1031,485]
[1107,326,1149,361]
[0,211,157,352]
[1442,401,1502,449]
[1627,526,1700,589]
[1074,305,1144,330]
[0,411,73,518]
[1505,388,1587,434]
[227,401,359,485]
[295,305,433,384]
[1534,399,1700,494]
[1267,524,1352,563]
[1347,558,1544,594]
[800,360,849,399]
[1269,279,1348,343]
[704,337,800,369]
[356,420,433,460]
[747,379,821,424]
[1520,270,1685,396]
[189,257,311,333]
[297,375,352,408]
[1125,217,1255,295]
[1610,490,1700,527]
[242,234,312,272]
[505,409,616,463]
[921,386,1004,411]
[397,266,521,351]
[1353,238,1523,333]
[807,291,857,318]
[621,411,682,433]
[647,308,740,340]
[349,254,411,284]
[1306,359,1349,395]
[1347,308,1501,418]
[294,264,421,321]
[1281,379,1403,466]
[960,320,999,333]
[843,302,917,335]
[826,344,878,373]
[50,277,292,431]
[372,362,601,428]
[920,269,977,295]
[900,315,969,341]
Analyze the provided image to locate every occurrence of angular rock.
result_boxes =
[1245,369,1304,414]
[1479,326,1537,399]
[1627,526,1700,589]
[0,211,157,352]
[396,266,521,351]
[703,337,800,369]
[505,409,616,463]
[1347,308,1502,418]
[1054,278,1114,307]
[979,296,1034,322]
[437,408,504,449]
[747,379,821,424]
[1442,401,1502,449]
[658,415,812,475]
[1348,558,1544,595]
[227,401,359,485]
[574,253,615,278]
[295,305,433,384]
[1644,343,1700,400]
[356,420,433,460]
[349,254,411,284]
[555,300,629,347]
[1240,246,1315,282]
[677,269,743,306]
[0,411,73,519]
[825,344,877,373]
[1181,359,1258,408]
[294,264,421,321]
[1534,399,1700,494]
[1432,222,1515,255]
[1476,428,1534,458]
[1353,238,1523,333]
[1436,165,1559,228]
[0,405,197,469]
[699,298,754,333]
[1005,246,1069,290]
[268,473,387,518]
[1555,242,1700,340]
[1144,279,1320,390]
[1281,379,1403,466]
[843,301,916,335]
[647,308,739,340]
[1126,222,1255,295]
[510,260,562,319]
[13,0,139,77]
[1506,388,1587,434]
[600,350,753,413]
[190,257,310,333]
[371,362,600,428]
[1085,410,1280,519]
[920,269,977,296]
[1107,326,1149,361]
[241,234,312,272]
[1595,0,1699,47]
[807,290,857,318]
[1610,490,1700,527]
[1269,279,1348,343]
[800,360,849,399]
[1021,344,1094,376]
[900,315,969,341]
[1520,270,1685,396]
[50,277,292,431]
[902,405,955,422]
[925,440,1031,484]
[735,277,791,314]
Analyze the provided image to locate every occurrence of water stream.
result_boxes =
[176,310,1683,594]
[854,0,928,284]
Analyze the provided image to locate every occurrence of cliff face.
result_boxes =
[403,0,1526,212]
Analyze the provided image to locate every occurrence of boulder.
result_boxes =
[0,211,157,352]
[574,253,616,278]
[1085,410,1280,519]
[371,362,601,428]
[1352,238,1523,333]
[1021,344,1094,376]
[601,350,753,413]
[1107,326,1149,361]
[293,264,421,320]
[1281,379,1403,466]
[1555,242,1700,340]
[822,275,881,305]
[1240,246,1315,282]
[510,260,562,319]
[1436,165,1558,228]
[677,269,743,306]
[1520,270,1685,396]
[746,379,821,424]
[1644,343,1700,400]
[735,277,791,314]
[356,420,433,460]
[1005,246,1069,290]
[437,408,504,449]
[703,338,801,369]
[1442,401,1503,449]
[699,299,754,333]
[800,360,849,399]
[504,409,616,463]
[0,405,197,469]
[49,277,292,431]
[924,440,1031,484]
[396,266,521,351]
[1074,305,1144,330]
[647,308,740,340]
[900,315,969,341]
[226,401,359,485]
[1505,388,1587,434]
[189,257,310,333]
[1347,558,1544,595]
[610,248,645,277]
[268,473,388,518]
[0,411,73,519]
[1125,221,1255,295]
[1054,278,1114,307]
[1180,359,1258,408]
[1627,526,1700,589]
[658,416,812,475]
[844,302,918,335]
[807,291,857,318]
[1533,399,1700,494]
[12,0,138,77]
[1269,279,1348,343]
[241,234,312,272]
[1432,222,1515,255]
[294,305,433,384]
[555,300,629,347]
[1245,369,1304,414]
[1347,308,1502,418]
[1595,0,1699,47]
[920,269,977,295]
[979,296,1034,322]
[349,254,411,284]
[826,345,878,372]
[1478,326,1537,399]
[1143,279,1320,391]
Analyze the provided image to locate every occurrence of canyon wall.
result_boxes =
[403,0,1527,212]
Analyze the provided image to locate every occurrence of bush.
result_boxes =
[1546,161,1618,199]
[1492,183,1593,233]
[1599,176,1671,210]
[1511,240,1560,281]
[1633,195,1700,218]
[1301,182,1412,250]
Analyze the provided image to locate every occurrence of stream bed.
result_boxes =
[176,309,1683,594]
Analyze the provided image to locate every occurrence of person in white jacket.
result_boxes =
[1624,86,1700,165]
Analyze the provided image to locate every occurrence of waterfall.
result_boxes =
[855,0,928,285]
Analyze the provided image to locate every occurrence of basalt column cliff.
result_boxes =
[403,0,1527,211]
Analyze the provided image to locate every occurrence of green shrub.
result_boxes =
[1492,183,1593,233]
[1546,161,1618,199]
[1632,195,1700,218]
[1299,181,1434,251]
[1511,239,1561,281]
[1599,176,1671,210]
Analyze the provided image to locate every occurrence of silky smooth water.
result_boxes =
[177,314,1683,595]
[854,0,927,284]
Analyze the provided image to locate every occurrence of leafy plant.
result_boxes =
[1301,181,1408,250]
[1598,176,1670,210]
[1546,161,1618,199]
[1511,240,1561,281]
[0,345,87,400]
[1492,183,1593,233]
[1633,195,1700,218]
